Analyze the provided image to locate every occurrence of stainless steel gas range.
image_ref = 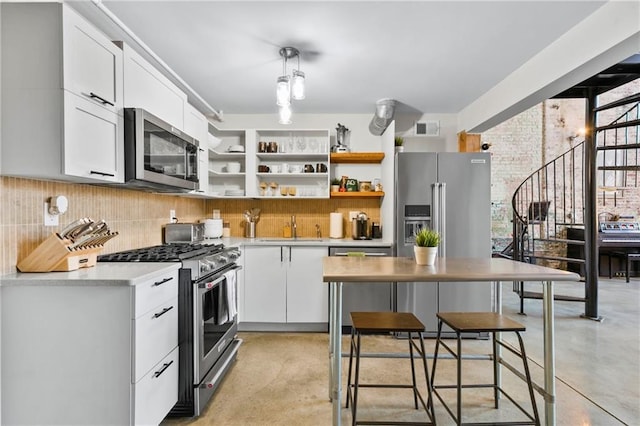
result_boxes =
[98,242,242,417]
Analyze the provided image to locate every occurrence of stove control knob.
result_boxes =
[200,260,213,274]
[228,250,240,260]
[219,255,229,264]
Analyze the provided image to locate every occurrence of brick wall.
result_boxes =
[485,79,640,254]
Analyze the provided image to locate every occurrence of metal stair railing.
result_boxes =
[508,95,640,314]
[509,141,587,313]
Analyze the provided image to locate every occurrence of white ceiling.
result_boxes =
[84,1,608,117]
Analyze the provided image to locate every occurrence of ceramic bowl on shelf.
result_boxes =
[226,162,241,173]
[227,145,245,153]
[208,134,222,150]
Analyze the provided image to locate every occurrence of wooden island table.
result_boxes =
[322,256,580,426]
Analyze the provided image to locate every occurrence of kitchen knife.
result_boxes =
[59,218,90,240]
[70,221,96,240]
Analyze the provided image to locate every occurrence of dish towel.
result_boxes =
[224,269,237,320]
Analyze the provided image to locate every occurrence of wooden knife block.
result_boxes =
[17,233,103,273]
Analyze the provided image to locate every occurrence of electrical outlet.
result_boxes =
[44,202,59,226]
[170,209,176,223]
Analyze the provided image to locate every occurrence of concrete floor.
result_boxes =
[163,277,639,425]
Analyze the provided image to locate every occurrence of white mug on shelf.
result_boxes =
[281,163,289,173]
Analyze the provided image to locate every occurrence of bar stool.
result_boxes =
[431,312,540,426]
[346,311,436,426]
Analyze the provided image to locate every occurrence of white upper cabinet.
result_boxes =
[0,3,124,183]
[183,103,210,195]
[62,5,123,113]
[121,43,187,129]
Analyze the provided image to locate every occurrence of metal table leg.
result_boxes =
[329,279,335,401]
[494,281,502,400]
[330,281,343,426]
[543,280,556,426]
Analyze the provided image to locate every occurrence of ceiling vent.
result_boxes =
[415,120,440,137]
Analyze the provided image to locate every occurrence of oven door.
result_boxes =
[193,265,241,382]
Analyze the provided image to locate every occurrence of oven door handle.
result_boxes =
[200,338,242,389]
[197,265,242,289]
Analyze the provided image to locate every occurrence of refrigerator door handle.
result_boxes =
[440,182,446,257]
[432,182,439,236]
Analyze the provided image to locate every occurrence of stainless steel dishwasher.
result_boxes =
[328,246,393,332]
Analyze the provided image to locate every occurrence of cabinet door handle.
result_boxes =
[87,92,115,107]
[153,277,173,286]
[153,360,174,378]
[89,170,115,177]
[153,306,174,318]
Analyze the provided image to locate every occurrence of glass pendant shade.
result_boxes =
[278,104,292,124]
[276,76,291,106]
[291,70,305,100]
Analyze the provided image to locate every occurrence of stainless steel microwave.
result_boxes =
[123,108,199,192]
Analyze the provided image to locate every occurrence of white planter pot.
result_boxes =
[414,246,438,266]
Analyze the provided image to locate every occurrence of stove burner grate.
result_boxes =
[98,243,224,263]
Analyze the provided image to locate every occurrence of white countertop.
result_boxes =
[210,237,393,248]
[0,263,180,287]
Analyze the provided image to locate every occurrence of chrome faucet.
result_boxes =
[316,224,321,238]
[291,215,297,238]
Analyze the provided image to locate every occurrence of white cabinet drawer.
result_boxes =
[134,268,179,316]
[133,296,178,382]
[134,346,178,426]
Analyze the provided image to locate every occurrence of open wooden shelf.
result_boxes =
[330,152,385,164]
[330,191,385,199]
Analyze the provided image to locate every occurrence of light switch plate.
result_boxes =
[44,202,59,226]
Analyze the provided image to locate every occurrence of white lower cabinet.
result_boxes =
[0,264,180,425]
[241,245,328,327]
[134,347,179,426]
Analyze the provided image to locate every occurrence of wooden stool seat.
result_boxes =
[346,312,436,426]
[351,311,426,333]
[431,312,540,426]
[437,311,526,333]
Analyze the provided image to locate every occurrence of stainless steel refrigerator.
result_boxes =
[395,152,492,334]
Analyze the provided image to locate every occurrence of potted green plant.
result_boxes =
[414,228,440,265]
[330,178,341,192]
[394,136,404,153]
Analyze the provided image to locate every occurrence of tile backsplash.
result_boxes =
[0,177,208,275]
[1,177,381,275]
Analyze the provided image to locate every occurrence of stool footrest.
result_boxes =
[354,422,434,426]
[351,383,418,389]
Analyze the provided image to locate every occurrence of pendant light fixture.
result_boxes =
[278,104,292,125]
[276,47,305,124]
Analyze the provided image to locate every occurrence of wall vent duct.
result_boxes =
[415,120,440,137]
[369,99,396,136]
